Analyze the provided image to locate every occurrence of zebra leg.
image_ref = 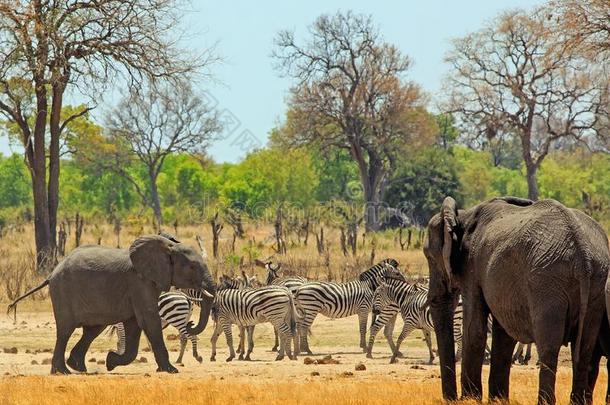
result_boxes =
[298,310,317,355]
[423,329,435,365]
[488,317,516,401]
[190,334,202,363]
[222,320,236,362]
[358,310,368,352]
[209,321,222,362]
[67,325,106,372]
[271,327,279,352]
[512,342,524,364]
[176,335,187,364]
[367,317,384,359]
[275,325,289,361]
[237,326,245,358]
[384,314,401,357]
[391,322,416,364]
[245,326,254,361]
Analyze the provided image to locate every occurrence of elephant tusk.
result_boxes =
[202,289,214,298]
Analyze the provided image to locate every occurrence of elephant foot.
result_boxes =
[275,354,285,361]
[67,356,87,373]
[226,356,234,362]
[50,364,72,375]
[157,364,179,373]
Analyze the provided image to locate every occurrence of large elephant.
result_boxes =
[7,234,216,375]
[425,196,610,405]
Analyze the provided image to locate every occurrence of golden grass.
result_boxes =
[0,367,607,405]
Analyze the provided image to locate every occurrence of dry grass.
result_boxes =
[0,368,607,405]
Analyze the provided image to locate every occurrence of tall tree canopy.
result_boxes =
[444,9,607,200]
[273,11,435,230]
[0,0,212,267]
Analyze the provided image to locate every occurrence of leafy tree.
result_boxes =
[0,154,31,209]
[384,147,461,226]
[273,11,436,230]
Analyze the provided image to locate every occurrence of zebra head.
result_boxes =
[359,258,400,290]
[256,259,281,285]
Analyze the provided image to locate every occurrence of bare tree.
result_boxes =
[105,81,220,225]
[273,11,435,230]
[0,0,211,267]
[444,9,607,200]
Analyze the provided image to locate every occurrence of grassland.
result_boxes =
[0,222,607,404]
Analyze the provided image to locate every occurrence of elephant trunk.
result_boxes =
[186,295,214,336]
[431,301,457,401]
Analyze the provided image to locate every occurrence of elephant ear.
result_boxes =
[129,235,174,291]
[441,197,459,287]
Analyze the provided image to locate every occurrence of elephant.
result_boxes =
[424,196,610,405]
[6,234,216,375]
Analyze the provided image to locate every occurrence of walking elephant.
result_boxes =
[7,234,216,374]
[425,196,610,405]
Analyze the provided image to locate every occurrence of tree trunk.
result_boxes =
[526,163,539,201]
[48,82,64,250]
[149,171,163,226]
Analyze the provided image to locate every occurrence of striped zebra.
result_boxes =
[368,276,464,364]
[366,285,430,361]
[112,291,204,364]
[256,260,309,352]
[210,284,302,362]
[294,258,399,355]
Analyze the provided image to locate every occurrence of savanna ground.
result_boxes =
[0,223,607,404]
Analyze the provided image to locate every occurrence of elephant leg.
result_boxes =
[136,309,176,373]
[358,309,368,352]
[460,294,488,401]
[586,343,603,405]
[245,326,254,361]
[533,309,566,405]
[570,308,603,405]
[391,321,415,364]
[106,317,142,371]
[51,322,76,375]
[488,318,516,401]
[67,325,105,372]
[210,322,222,362]
[176,336,187,364]
[423,329,435,365]
[272,327,279,352]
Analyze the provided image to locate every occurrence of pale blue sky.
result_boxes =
[0,0,547,162]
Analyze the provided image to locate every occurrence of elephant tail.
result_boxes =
[574,264,591,365]
[6,279,49,323]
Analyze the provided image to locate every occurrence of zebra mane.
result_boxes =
[358,258,399,288]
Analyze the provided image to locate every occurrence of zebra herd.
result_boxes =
[112,254,533,365]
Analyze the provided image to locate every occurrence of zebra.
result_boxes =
[294,258,399,355]
[513,342,534,365]
[256,259,309,352]
[367,276,464,364]
[112,291,204,364]
[210,284,302,362]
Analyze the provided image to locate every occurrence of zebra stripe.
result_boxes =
[113,291,202,364]
[294,258,399,354]
[266,273,309,352]
[368,278,463,364]
[210,285,301,362]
